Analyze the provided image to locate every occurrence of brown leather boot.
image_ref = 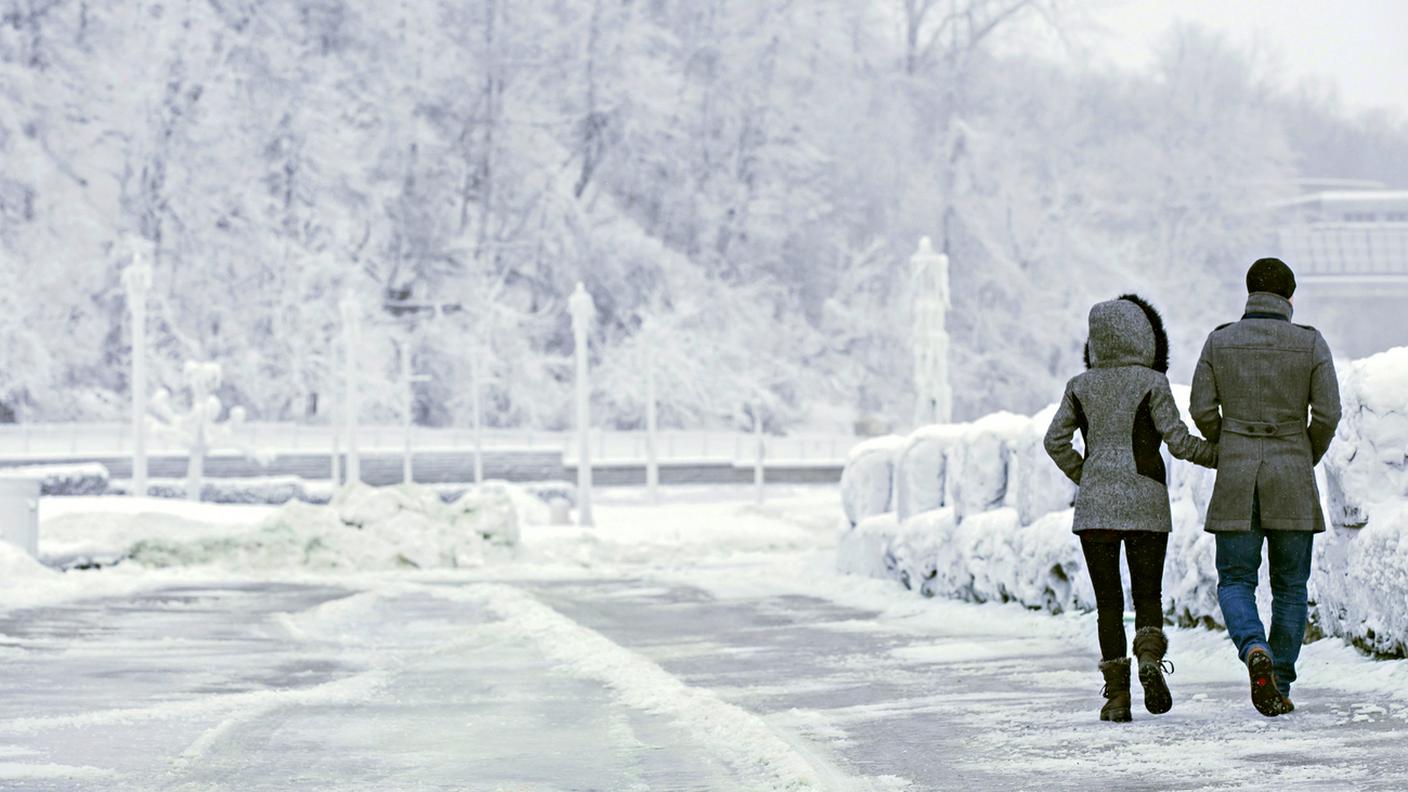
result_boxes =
[1246,647,1283,717]
[1099,658,1132,722]
[1133,627,1173,715]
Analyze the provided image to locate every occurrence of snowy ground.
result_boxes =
[4,487,1408,790]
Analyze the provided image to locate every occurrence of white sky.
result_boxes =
[1078,0,1408,116]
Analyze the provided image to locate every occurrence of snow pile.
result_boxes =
[0,463,109,496]
[838,350,1408,656]
[116,482,528,571]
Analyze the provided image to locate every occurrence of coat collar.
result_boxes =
[1243,292,1294,322]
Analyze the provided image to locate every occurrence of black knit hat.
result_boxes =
[1246,257,1296,298]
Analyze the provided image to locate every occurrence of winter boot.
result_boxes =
[1246,647,1284,717]
[1099,658,1133,723]
[1133,627,1174,715]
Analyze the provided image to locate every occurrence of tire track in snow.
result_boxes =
[438,582,899,792]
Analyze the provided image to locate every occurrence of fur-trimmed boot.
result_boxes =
[1099,658,1132,722]
[1133,627,1174,715]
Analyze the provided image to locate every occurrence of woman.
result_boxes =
[1044,295,1218,722]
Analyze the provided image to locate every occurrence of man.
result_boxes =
[1190,257,1341,717]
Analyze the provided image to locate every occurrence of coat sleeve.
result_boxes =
[1308,332,1342,466]
[1151,377,1218,469]
[1043,383,1085,485]
[1189,335,1222,443]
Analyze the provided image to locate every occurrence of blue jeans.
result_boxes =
[1214,498,1315,697]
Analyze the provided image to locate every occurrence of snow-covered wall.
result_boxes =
[838,349,1408,657]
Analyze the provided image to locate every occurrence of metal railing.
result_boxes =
[0,423,855,465]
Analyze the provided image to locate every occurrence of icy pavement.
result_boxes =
[3,487,1408,790]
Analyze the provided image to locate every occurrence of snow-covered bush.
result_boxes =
[1324,348,1408,530]
[0,463,109,496]
[128,482,529,571]
[1011,404,1076,525]
[894,426,962,522]
[839,436,904,527]
[109,476,331,504]
[947,413,1029,521]
[836,513,900,580]
[837,348,1408,657]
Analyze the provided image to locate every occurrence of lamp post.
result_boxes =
[753,404,765,506]
[121,250,152,498]
[911,236,953,426]
[471,348,485,484]
[339,293,362,486]
[644,345,659,504]
[399,333,431,485]
[568,282,595,527]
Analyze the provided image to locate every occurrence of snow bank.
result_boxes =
[838,348,1408,657]
[45,481,537,573]
[0,463,109,496]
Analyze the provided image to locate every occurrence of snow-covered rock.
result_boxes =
[839,435,904,527]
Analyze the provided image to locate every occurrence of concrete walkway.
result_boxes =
[0,568,1405,790]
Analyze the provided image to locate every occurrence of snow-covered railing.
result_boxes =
[838,347,1408,658]
[0,424,854,465]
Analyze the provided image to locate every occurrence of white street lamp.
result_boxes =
[399,333,431,485]
[339,293,362,486]
[753,404,765,506]
[644,345,659,504]
[911,236,953,426]
[471,348,485,484]
[568,282,596,527]
[121,248,153,498]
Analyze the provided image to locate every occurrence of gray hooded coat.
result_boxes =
[1045,296,1219,535]
[1189,291,1341,533]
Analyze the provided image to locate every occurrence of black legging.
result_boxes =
[1080,531,1169,661]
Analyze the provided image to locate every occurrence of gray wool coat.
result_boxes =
[1045,298,1219,535]
[1189,292,1342,533]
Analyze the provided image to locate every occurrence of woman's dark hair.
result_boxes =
[1117,293,1169,373]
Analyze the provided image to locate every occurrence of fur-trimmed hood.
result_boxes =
[1083,293,1170,373]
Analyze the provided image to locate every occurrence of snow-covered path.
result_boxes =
[4,488,1408,790]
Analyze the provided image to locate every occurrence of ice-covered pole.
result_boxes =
[645,346,659,504]
[753,405,765,506]
[339,293,362,485]
[401,333,414,484]
[121,250,152,498]
[568,283,596,526]
[472,348,484,484]
[911,236,953,426]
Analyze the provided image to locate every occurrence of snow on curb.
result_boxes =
[458,583,871,792]
[838,349,1408,657]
